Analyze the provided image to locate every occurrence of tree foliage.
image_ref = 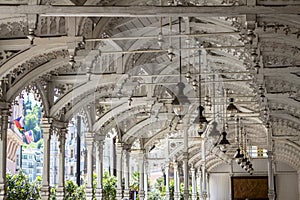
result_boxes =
[130,171,140,192]
[23,98,42,142]
[102,170,117,200]
[6,170,41,200]
[65,180,86,200]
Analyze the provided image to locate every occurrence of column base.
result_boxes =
[56,186,65,200]
[200,192,207,200]
[40,185,50,200]
[184,190,189,200]
[192,194,197,200]
[268,190,276,200]
[86,187,93,200]
[165,192,170,200]
[0,183,6,200]
[116,189,123,200]
[174,192,180,200]
[123,189,130,199]
[95,188,103,200]
[139,190,145,200]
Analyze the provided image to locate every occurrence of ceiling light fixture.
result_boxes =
[219,131,230,153]
[172,17,190,120]
[194,49,207,136]
[227,97,240,118]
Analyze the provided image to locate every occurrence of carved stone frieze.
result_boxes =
[263,54,296,67]
[95,101,111,119]
[0,50,18,65]
[7,49,68,88]
[37,16,66,36]
[96,0,110,5]
[260,42,299,56]
[258,21,300,38]
[0,16,28,38]
[40,0,56,5]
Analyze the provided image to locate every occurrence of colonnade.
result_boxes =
[0,113,285,200]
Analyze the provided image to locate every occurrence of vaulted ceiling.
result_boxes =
[0,0,299,171]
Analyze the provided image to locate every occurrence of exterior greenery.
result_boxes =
[23,97,42,143]
[7,170,195,200]
[6,170,41,200]
[102,171,117,200]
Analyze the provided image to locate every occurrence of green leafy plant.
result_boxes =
[50,186,56,200]
[103,171,117,200]
[6,170,41,200]
[65,180,86,200]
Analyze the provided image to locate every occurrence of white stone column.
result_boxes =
[229,161,233,200]
[298,170,300,200]
[116,142,123,200]
[56,127,67,200]
[123,149,130,199]
[266,124,275,200]
[206,173,210,199]
[165,164,170,200]
[201,138,207,200]
[183,152,189,200]
[139,150,145,200]
[41,118,52,200]
[144,162,148,200]
[86,134,94,200]
[197,168,202,199]
[0,107,9,200]
[267,151,275,200]
[191,166,197,200]
[96,140,104,200]
[173,160,180,200]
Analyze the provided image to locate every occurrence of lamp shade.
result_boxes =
[173,82,190,118]
[193,105,207,124]
[219,131,230,152]
[227,98,240,117]
[208,121,220,137]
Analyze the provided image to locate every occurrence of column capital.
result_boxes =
[123,143,131,151]
[116,142,124,154]
[182,152,189,159]
[94,134,105,142]
[86,136,94,145]
[41,118,53,137]
[191,165,195,171]
[268,190,276,200]
[86,131,94,138]
[52,119,68,130]
[0,101,10,110]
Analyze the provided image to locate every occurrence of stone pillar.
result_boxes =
[191,166,197,200]
[56,127,67,200]
[165,164,170,200]
[267,151,275,200]
[116,142,123,200]
[139,150,145,200]
[197,168,202,199]
[173,160,180,200]
[183,152,189,200]
[298,170,300,200]
[86,134,94,200]
[0,106,9,200]
[123,149,131,199]
[206,173,210,199]
[144,162,148,200]
[201,138,207,200]
[95,140,104,199]
[41,118,52,200]
[229,161,233,200]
